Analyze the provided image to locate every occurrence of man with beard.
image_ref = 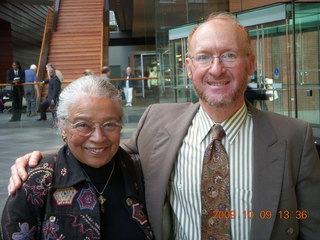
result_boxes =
[8,12,320,240]
[122,13,319,239]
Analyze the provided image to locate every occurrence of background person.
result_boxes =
[24,64,39,116]
[46,63,64,83]
[83,69,94,76]
[6,61,25,121]
[121,66,135,106]
[101,66,111,82]
[147,66,163,103]
[1,76,153,240]
[37,69,61,123]
[8,12,320,240]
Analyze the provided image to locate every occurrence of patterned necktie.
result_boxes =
[201,124,231,240]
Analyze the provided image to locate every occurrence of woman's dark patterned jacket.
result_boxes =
[1,145,153,240]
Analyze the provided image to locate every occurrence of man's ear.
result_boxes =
[247,54,256,75]
[185,58,193,79]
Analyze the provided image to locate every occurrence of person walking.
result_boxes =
[121,66,135,106]
[24,64,39,116]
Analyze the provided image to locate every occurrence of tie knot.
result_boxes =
[211,124,225,141]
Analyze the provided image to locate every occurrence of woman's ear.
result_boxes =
[61,130,67,142]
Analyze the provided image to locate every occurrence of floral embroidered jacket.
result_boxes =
[1,145,153,240]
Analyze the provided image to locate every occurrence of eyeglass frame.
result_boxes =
[188,52,247,68]
[66,119,123,137]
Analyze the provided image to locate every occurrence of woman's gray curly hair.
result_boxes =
[56,75,123,131]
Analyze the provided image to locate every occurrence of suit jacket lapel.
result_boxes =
[163,102,200,175]
[143,103,199,239]
[146,102,200,194]
[249,106,286,240]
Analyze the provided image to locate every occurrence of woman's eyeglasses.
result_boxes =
[69,120,122,136]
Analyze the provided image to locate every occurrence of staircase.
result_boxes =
[47,0,104,82]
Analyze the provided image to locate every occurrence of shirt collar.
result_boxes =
[198,104,248,144]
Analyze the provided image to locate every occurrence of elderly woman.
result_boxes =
[1,76,153,240]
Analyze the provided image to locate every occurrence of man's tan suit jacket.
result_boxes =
[122,102,320,240]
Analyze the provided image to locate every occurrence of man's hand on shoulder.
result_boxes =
[8,151,43,196]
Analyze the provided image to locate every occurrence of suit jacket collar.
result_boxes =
[145,102,200,189]
[143,103,199,239]
[163,102,200,166]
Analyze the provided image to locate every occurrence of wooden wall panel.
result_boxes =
[229,0,242,13]
[0,2,48,71]
[0,19,13,84]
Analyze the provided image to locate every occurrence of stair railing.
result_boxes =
[102,0,110,69]
[37,0,60,82]
[52,0,61,31]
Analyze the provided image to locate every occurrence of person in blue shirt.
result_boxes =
[24,64,39,116]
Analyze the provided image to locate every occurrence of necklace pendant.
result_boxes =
[101,204,105,213]
[98,194,106,213]
[98,194,106,205]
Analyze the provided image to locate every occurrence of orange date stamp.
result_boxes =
[211,210,308,220]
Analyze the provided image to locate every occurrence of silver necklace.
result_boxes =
[84,160,115,213]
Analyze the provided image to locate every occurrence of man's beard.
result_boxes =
[192,75,248,108]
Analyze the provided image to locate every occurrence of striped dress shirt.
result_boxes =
[169,104,253,239]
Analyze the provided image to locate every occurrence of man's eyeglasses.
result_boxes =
[189,52,242,68]
[69,120,122,136]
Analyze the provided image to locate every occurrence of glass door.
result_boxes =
[169,38,196,103]
[248,21,292,116]
[245,3,320,130]
[133,53,160,100]
[294,3,320,127]
[141,53,160,102]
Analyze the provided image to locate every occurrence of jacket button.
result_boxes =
[286,227,294,235]
[126,198,133,206]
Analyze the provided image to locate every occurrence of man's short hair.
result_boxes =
[102,67,110,74]
[46,63,56,70]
